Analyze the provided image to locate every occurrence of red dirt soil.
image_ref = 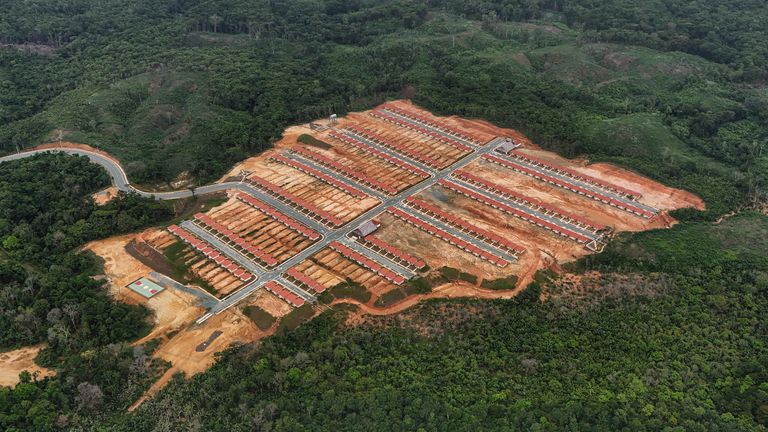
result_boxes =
[92,186,119,205]
[0,345,55,387]
[23,141,122,166]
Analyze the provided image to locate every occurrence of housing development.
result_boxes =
[0,99,705,409]
[129,100,689,328]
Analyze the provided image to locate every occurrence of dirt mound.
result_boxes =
[92,186,119,205]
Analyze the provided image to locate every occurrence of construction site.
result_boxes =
[81,100,703,403]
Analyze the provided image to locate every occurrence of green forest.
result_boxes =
[0,0,767,430]
[0,155,174,430]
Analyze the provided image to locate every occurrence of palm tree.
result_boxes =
[209,14,223,33]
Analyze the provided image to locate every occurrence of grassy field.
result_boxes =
[242,305,276,330]
[326,281,372,303]
[480,274,519,290]
[276,304,315,333]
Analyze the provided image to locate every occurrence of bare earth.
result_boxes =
[92,186,119,205]
[0,345,55,387]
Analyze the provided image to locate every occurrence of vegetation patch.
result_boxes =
[326,281,372,303]
[277,304,315,333]
[165,193,228,226]
[243,305,276,330]
[1,1,768,429]
[189,276,217,297]
[436,266,478,284]
[480,274,519,290]
[297,134,331,149]
[404,277,432,295]
[374,288,407,307]
[0,154,173,428]
[163,240,192,280]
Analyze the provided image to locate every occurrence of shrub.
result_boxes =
[297,134,331,149]
[243,306,276,330]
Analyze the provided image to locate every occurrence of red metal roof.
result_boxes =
[270,153,368,198]
[361,235,426,270]
[404,197,525,255]
[370,110,473,153]
[328,242,407,284]
[194,213,279,267]
[451,171,605,232]
[509,150,641,198]
[285,268,326,293]
[328,131,429,179]
[345,125,445,169]
[247,176,344,227]
[291,146,400,195]
[381,105,486,145]
[166,225,254,283]
[482,154,654,218]
[437,180,591,243]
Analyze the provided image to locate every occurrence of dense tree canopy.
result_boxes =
[0,1,766,430]
[103,213,768,431]
[0,155,172,431]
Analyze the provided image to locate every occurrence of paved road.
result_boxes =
[1,147,134,189]
[181,220,266,276]
[284,151,388,201]
[203,134,505,320]
[0,147,225,199]
[234,183,331,235]
[149,271,219,310]
[341,237,414,278]
[393,202,518,262]
[447,176,601,241]
[340,129,437,175]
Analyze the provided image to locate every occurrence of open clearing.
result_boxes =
[0,345,55,387]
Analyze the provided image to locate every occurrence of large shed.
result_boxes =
[352,220,380,237]
[494,138,520,155]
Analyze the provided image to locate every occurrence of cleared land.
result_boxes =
[0,345,55,387]
[77,100,701,404]
[98,99,702,323]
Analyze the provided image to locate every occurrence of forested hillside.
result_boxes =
[0,0,767,430]
[1,0,765,215]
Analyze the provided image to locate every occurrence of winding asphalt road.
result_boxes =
[0,147,235,199]
[0,147,296,203]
